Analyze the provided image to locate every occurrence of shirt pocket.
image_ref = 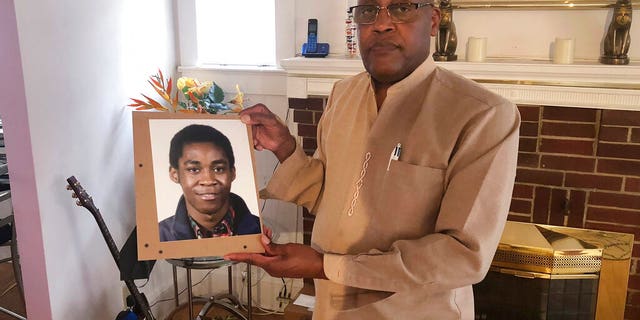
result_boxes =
[374,160,446,239]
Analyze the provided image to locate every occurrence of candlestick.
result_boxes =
[553,38,575,64]
[466,37,487,62]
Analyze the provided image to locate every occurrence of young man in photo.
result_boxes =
[159,124,260,242]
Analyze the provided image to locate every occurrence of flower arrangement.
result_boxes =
[128,70,244,114]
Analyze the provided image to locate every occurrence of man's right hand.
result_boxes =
[240,104,296,163]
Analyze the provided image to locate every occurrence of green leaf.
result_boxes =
[211,83,225,103]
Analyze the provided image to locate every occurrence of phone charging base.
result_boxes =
[302,43,330,58]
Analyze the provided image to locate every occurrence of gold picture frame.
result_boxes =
[453,0,639,9]
[133,112,263,260]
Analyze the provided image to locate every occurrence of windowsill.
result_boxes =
[178,64,286,74]
[177,64,289,96]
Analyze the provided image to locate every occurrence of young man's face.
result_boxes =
[170,142,236,218]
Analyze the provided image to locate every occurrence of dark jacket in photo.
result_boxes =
[158,193,260,242]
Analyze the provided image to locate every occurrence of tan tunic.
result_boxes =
[263,57,520,319]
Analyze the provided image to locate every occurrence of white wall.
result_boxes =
[294,2,639,61]
[9,0,177,318]
[454,9,639,61]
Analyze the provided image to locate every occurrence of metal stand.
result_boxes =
[167,257,252,320]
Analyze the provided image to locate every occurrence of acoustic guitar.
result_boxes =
[66,176,156,320]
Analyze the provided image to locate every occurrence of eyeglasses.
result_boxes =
[348,2,434,25]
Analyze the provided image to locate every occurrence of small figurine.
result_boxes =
[600,0,632,65]
[433,0,458,61]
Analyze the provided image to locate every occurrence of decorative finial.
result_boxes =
[433,0,458,62]
[600,0,632,65]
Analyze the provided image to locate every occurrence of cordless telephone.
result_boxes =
[302,18,329,58]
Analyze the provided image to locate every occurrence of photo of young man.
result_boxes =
[158,124,260,242]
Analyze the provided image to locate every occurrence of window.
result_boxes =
[194,0,276,66]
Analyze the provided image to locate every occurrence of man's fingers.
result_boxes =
[240,104,271,123]
[239,103,269,116]
[262,235,290,258]
[241,111,280,127]
[263,225,273,239]
[261,233,271,245]
[265,243,286,257]
[224,252,275,267]
[223,252,251,263]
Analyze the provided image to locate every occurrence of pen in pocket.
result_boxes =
[386,143,402,171]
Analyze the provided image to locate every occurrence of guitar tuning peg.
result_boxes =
[76,200,82,206]
[71,193,78,199]
[66,185,72,190]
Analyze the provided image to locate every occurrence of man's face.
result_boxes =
[170,142,236,218]
[357,0,440,84]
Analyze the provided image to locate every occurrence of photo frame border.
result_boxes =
[133,111,263,260]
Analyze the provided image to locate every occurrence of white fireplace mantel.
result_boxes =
[280,57,640,111]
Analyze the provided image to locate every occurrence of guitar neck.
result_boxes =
[90,207,122,265]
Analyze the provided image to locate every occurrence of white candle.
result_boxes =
[466,37,487,62]
[553,38,575,64]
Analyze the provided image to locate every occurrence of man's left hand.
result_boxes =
[224,234,327,280]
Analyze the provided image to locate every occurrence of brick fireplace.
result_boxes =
[281,57,640,319]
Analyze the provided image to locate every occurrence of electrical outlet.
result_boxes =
[276,296,291,311]
[276,282,293,312]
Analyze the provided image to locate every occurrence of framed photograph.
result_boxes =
[133,112,263,260]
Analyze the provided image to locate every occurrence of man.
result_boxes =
[159,124,260,242]
[225,1,520,318]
